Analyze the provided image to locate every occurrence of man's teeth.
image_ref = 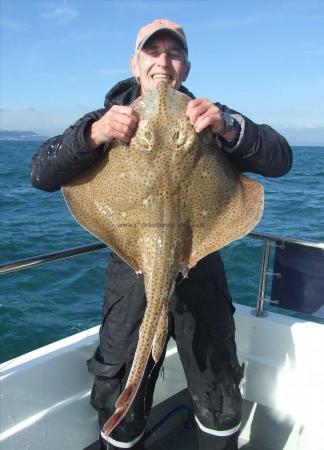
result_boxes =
[152,74,171,79]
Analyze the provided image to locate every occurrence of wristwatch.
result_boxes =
[219,111,235,135]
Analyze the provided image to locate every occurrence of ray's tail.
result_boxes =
[152,300,168,362]
[102,190,182,437]
[102,303,159,435]
[102,251,177,436]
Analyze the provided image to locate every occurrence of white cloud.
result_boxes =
[41,4,79,26]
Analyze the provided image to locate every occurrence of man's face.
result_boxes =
[130,31,190,94]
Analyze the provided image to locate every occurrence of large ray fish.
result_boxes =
[62,82,263,435]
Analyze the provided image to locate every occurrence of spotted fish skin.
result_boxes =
[62,82,264,436]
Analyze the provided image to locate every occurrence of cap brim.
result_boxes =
[137,27,188,53]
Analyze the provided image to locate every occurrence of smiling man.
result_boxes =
[86,19,236,153]
[31,19,292,450]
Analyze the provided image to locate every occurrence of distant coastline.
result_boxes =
[0,130,49,141]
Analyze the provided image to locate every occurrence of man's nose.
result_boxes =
[156,51,170,66]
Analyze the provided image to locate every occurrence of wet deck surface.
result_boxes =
[148,423,197,450]
[84,427,197,450]
[148,425,256,450]
[85,427,256,450]
[84,388,257,450]
[83,426,197,449]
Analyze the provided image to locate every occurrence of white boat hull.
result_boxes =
[1,304,324,450]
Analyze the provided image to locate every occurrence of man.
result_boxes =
[31,19,292,450]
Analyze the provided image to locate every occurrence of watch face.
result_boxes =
[221,112,234,134]
[224,112,234,127]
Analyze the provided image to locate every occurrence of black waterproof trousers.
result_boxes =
[87,252,243,450]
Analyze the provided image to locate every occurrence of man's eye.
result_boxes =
[168,50,181,60]
[144,48,182,60]
[145,49,159,57]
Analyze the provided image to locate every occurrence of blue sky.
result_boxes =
[1,0,324,145]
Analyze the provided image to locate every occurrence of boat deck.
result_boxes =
[85,390,257,450]
[149,427,256,450]
[86,429,255,450]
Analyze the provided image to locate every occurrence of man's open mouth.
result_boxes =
[152,74,173,80]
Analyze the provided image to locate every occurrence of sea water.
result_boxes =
[1,141,323,362]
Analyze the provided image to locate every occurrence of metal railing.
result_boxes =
[0,242,107,275]
[1,232,323,317]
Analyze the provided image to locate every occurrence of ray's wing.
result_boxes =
[62,100,150,272]
[62,87,192,272]
[185,139,264,269]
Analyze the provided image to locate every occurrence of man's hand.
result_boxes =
[186,98,237,142]
[86,106,139,150]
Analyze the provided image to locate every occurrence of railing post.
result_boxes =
[255,239,271,317]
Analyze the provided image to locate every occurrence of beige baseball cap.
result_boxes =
[135,19,188,54]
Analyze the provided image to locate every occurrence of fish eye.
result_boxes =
[174,129,186,148]
[173,130,180,140]
[140,130,153,151]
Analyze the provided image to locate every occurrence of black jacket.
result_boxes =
[31,77,292,192]
[31,78,292,326]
